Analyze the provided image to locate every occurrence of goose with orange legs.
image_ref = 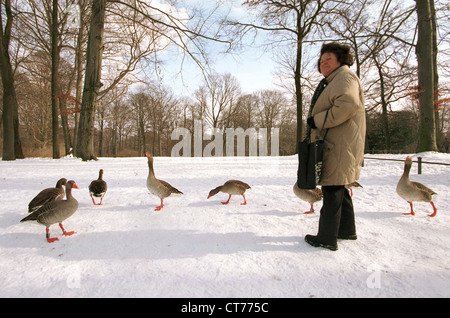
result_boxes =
[89,169,107,205]
[21,180,79,243]
[396,156,437,217]
[146,153,183,211]
[293,182,323,214]
[208,180,251,205]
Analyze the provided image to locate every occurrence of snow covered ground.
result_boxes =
[0,152,449,298]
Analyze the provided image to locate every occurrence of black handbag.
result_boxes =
[297,112,328,190]
[297,139,325,189]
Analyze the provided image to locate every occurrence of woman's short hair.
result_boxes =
[317,42,354,72]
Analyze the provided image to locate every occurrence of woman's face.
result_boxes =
[320,52,341,77]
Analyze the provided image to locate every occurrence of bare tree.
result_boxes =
[77,0,106,161]
[130,89,150,156]
[76,0,231,160]
[254,89,285,152]
[105,96,131,156]
[230,93,257,129]
[14,0,87,157]
[416,0,438,151]
[50,0,60,158]
[254,90,284,128]
[1,0,22,160]
[196,72,241,129]
[361,1,416,151]
[227,0,333,144]
[71,0,90,156]
[147,83,178,156]
[18,51,53,150]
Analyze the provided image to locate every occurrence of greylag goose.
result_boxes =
[146,152,183,211]
[21,180,79,243]
[89,169,107,205]
[207,180,251,205]
[293,182,323,214]
[28,178,67,213]
[345,181,363,197]
[396,156,437,217]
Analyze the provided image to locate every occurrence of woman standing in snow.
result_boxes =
[304,42,366,251]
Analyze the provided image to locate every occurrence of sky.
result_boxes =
[154,0,450,104]
[161,44,279,97]
[156,0,281,97]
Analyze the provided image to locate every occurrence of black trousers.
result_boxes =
[317,185,356,244]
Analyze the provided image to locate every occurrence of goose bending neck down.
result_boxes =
[207,180,251,205]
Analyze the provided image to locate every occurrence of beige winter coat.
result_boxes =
[311,65,366,186]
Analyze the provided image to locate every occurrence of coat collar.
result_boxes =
[325,65,349,83]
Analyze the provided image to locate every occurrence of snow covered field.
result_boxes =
[0,153,449,298]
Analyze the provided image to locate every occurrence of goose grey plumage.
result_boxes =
[28,178,67,213]
[293,182,323,214]
[396,156,437,217]
[207,180,251,205]
[89,169,107,205]
[146,152,183,211]
[21,180,79,243]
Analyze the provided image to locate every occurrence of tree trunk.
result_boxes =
[415,0,438,152]
[0,0,17,160]
[13,98,24,159]
[430,0,440,149]
[373,55,391,151]
[98,109,104,156]
[0,68,16,161]
[51,0,60,159]
[72,0,88,156]
[295,14,304,146]
[76,0,106,161]
[59,99,73,155]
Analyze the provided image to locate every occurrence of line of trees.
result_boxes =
[1,0,449,160]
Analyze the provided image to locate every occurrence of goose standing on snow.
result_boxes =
[293,182,323,214]
[146,152,183,211]
[21,180,79,243]
[28,178,67,213]
[396,156,437,217]
[89,169,107,205]
[207,180,251,205]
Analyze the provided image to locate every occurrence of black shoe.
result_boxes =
[337,234,357,240]
[305,235,338,251]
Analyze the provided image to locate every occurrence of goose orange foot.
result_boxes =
[59,223,76,236]
[222,195,231,205]
[403,203,415,216]
[155,199,164,211]
[429,202,437,217]
[304,204,315,214]
[46,228,59,243]
[91,194,105,205]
